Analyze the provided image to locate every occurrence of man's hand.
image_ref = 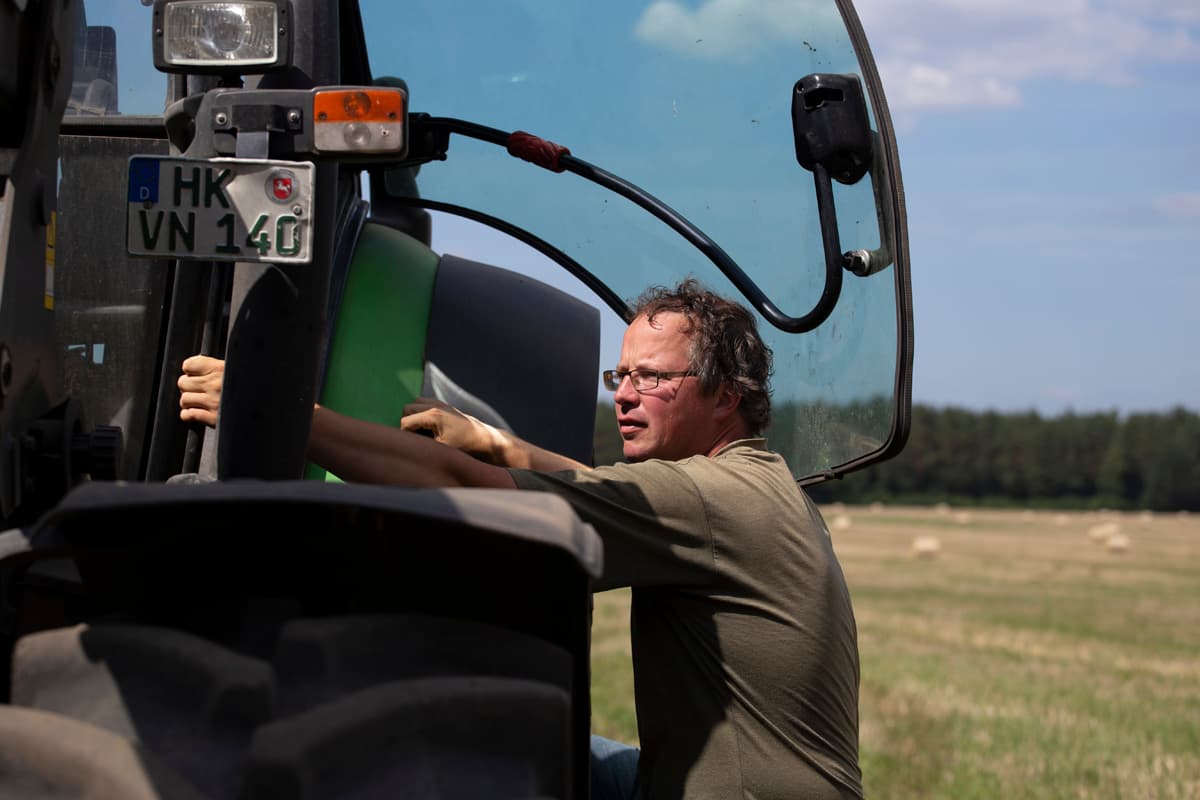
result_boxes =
[402,396,591,473]
[178,355,224,428]
[400,397,507,463]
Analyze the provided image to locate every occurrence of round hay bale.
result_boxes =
[934,502,950,515]
[1054,514,1070,527]
[831,514,852,532]
[1105,534,1131,554]
[910,536,942,559]
[953,511,973,525]
[1088,522,1120,542]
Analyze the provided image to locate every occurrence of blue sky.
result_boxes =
[853,0,1200,415]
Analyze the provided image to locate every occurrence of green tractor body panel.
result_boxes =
[307,223,438,482]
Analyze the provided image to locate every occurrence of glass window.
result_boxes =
[360,0,904,478]
[68,0,164,117]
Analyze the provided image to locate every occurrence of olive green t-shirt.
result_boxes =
[510,440,863,800]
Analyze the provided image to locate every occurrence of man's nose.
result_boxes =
[613,373,639,404]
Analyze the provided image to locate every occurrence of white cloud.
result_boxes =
[888,63,1021,110]
[634,0,1200,112]
[857,0,1200,110]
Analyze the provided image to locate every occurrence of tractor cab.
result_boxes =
[0,0,911,797]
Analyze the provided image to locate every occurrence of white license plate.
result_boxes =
[126,156,315,264]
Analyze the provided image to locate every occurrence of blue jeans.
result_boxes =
[590,735,641,800]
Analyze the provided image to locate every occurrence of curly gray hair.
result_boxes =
[631,279,773,435]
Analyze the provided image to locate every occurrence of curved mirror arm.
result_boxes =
[411,116,852,334]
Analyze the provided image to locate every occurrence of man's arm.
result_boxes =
[178,356,558,484]
[401,397,592,472]
[309,405,516,489]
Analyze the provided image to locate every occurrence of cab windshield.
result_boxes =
[64,0,907,480]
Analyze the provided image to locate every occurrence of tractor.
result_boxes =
[0,0,911,797]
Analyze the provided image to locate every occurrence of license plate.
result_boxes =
[126,156,315,264]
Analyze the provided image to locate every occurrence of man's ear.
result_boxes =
[712,382,743,422]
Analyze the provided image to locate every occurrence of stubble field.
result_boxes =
[589,506,1200,799]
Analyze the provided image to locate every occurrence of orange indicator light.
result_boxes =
[312,88,405,123]
[311,86,407,154]
[343,91,371,118]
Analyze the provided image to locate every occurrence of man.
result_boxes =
[180,279,863,799]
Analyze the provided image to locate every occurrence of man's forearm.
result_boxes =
[399,398,592,472]
[491,428,592,472]
[308,405,516,489]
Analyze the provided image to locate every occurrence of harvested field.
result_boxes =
[590,506,1200,798]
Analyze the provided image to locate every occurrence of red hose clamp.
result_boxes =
[507,131,571,173]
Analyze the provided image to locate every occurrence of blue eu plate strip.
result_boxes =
[128,157,160,203]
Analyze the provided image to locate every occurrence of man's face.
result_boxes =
[613,312,719,462]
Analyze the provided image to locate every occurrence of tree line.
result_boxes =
[594,403,1200,511]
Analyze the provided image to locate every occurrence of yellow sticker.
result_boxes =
[44,210,55,310]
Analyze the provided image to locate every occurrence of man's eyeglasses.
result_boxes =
[602,368,695,393]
